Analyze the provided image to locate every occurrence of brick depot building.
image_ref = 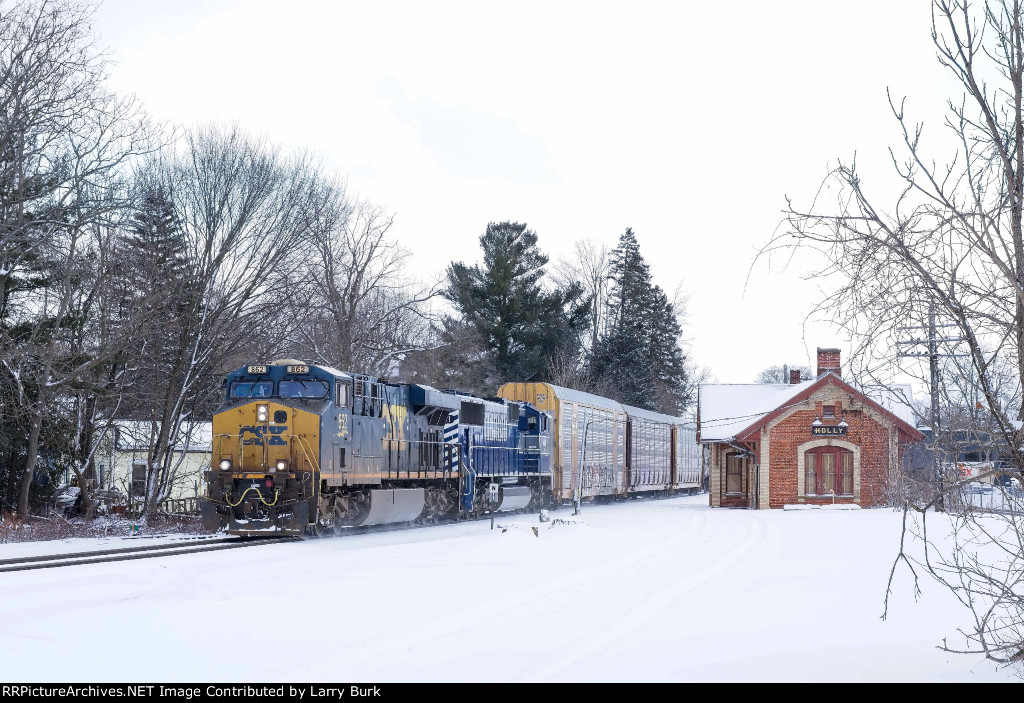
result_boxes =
[697,348,924,509]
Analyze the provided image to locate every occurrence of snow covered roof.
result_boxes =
[315,364,351,379]
[699,375,922,443]
[699,380,815,442]
[110,421,212,452]
[865,383,918,428]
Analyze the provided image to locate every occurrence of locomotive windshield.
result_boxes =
[230,381,273,398]
[280,380,329,398]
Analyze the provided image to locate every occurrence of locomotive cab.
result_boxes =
[202,360,347,535]
[519,407,552,475]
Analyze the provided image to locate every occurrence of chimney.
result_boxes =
[817,347,841,378]
[789,369,802,385]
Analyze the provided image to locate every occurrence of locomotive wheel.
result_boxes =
[309,517,326,538]
[332,507,345,536]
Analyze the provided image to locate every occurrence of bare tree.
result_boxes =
[396,316,494,394]
[0,0,160,519]
[554,238,610,354]
[286,183,440,376]
[131,124,323,521]
[753,365,812,384]
[764,0,1024,668]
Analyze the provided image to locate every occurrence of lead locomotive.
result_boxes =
[201,360,552,536]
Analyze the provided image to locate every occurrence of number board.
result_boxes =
[246,365,268,374]
[286,365,310,374]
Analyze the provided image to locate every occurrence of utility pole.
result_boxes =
[897,304,964,511]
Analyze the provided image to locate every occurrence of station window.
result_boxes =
[805,447,853,495]
[726,454,743,494]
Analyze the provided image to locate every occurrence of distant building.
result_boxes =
[94,421,211,505]
[697,348,924,509]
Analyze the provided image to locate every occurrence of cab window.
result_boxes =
[280,380,329,398]
[336,382,350,408]
[230,381,273,398]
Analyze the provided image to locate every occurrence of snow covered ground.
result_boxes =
[0,494,1017,682]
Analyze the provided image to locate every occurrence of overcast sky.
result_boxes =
[93,0,955,388]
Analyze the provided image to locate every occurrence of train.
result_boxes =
[200,359,703,536]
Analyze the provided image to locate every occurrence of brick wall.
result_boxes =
[765,387,893,508]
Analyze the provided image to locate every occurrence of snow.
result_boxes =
[784,503,861,510]
[0,533,222,560]
[313,364,350,379]
[866,383,918,427]
[0,495,1016,682]
[699,381,813,441]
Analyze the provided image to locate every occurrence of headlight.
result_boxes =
[256,404,269,422]
[219,459,232,471]
[276,460,288,472]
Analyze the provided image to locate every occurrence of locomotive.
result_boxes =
[201,360,702,536]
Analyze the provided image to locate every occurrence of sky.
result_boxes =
[92,0,958,388]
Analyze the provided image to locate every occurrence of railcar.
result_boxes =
[496,382,701,505]
[201,360,554,536]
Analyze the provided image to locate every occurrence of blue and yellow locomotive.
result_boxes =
[201,360,553,536]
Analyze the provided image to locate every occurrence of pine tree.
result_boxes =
[446,221,588,384]
[591,228,689,413]
[116,186,193,418]
[122,186,190,314]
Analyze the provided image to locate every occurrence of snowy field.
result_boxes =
[0,494,1017,682]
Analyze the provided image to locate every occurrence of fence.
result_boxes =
[161,497,200,515]
[963,484,1024,514]
[119,496,201,517]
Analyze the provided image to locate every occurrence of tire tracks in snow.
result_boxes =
[516,510,766,682]
[308,507,711,675]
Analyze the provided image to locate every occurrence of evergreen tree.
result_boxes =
[121,186,190,315]
[446,221,588,385]
[591,228,689,413]
[115,185,193,418]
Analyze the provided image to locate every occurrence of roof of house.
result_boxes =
[698,373,922,443]
[110,420,213,452]
[698,380,815,442]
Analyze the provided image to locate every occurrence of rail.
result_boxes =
[0,535,298,573]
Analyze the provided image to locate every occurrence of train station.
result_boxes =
[697,348,924,509]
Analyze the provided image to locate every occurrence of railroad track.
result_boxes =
[0,535,299,574]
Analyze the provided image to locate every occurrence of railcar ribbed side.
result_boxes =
[498,382,704,505]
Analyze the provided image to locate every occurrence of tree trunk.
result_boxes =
[17,407,43,519]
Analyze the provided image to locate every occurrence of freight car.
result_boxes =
[497,382,702,504]
[200,361,703,536]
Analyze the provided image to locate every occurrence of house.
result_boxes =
[697,348,924,509]
[93,420,212,508]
